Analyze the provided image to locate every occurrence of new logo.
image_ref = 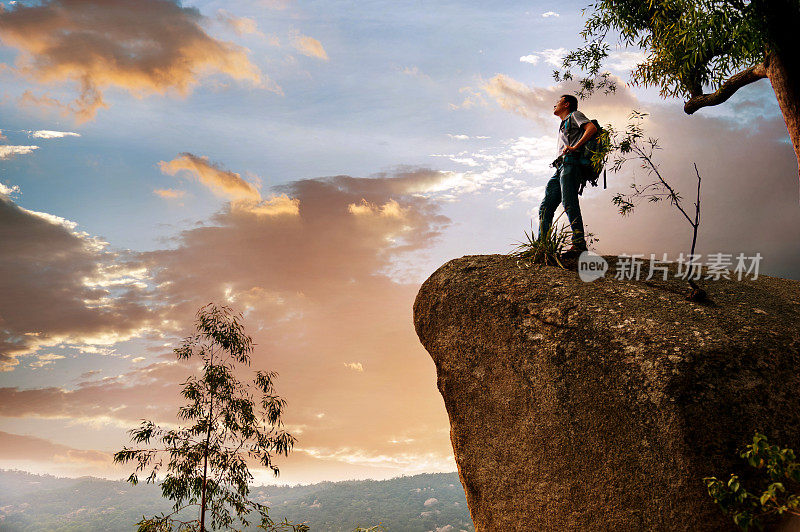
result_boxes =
[578,251,608,282]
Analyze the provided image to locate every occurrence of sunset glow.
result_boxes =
[1,0,798,488]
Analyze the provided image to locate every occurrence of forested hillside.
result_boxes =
[0,470,473,532]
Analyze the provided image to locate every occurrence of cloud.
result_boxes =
[159,153,302,217]
[30,353,65,369]
[518,48,567,68]
[0,360,188,423]
[0,0,270,122]
[399,65,431,81]
[18,90,91,118]
[540,47,567,66]
[427,135,557,201]
[606,50,647,73]
[28,130,80,139]
[446,134,489,140]
[239,194,300,216]
[432,75,640,203]
[0,194,156,370]
[159,153,261,201]
[0,166,456,482]
[541,11,560,18]
[135,169,453,476]
[424,497,438,506]
[449,86,488,110]
[0,145,38,159]
[0,431,111,465]
[217,9,263,37]
[347,198,408,219]
[153,188,186,199]
[290,30,328,60]
[344,362,364,372]
[482,73,638,126]
[145,168,451,301]
[451,75,800,280]
[0,182,21,195]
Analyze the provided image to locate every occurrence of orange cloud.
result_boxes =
[217,9,263,37]
[0,431,112,465]
[482,73,638,126]
[0,168,456,481]
[235,194,300,217]
[19,89,99,119]
[159,153,261,201]
[347,199,408,219]
[0,0,271,122]
[159,153,303,217]
[290,30,328,60]
[0,360,188,423]
[3,108,800,484]
[153,188,186,199]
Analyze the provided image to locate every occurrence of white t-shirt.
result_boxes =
[557,110,592,157]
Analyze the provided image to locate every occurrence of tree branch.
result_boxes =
[684,63,767,114]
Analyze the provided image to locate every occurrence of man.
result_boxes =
[538,94,597,256]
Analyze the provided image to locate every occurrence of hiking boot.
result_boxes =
[561,245,588,259]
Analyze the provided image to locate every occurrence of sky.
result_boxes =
[1,0,799,486]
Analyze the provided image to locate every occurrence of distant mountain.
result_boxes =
[0,470,473,532]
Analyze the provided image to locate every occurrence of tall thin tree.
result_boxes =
[114,303,307,532]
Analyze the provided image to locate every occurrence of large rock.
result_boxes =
[413,255,800,532]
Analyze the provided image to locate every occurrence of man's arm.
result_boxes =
[563,122,598,154]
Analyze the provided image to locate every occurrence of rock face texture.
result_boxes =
[413,255,800,532]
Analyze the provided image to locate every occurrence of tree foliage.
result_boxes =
[705,432,800,530]
[114,303,307,532]
[557,0,773,101]
[556,0,800,184]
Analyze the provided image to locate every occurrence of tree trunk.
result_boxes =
[762,0,800,190]
[200,417,211,532]
[766,51,800,188]
[200,358,214,532]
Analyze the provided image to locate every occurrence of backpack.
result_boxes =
[565,113,610,195]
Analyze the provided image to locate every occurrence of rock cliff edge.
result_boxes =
[413,255,800,531]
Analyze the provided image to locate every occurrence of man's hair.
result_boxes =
[561,94,578,112]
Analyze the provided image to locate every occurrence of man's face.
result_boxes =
[553,97,569,116]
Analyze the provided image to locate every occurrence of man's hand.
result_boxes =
[563,122,598,155]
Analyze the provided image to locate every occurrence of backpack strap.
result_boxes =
[561,111,575,133]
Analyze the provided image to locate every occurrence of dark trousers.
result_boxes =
[538,160,586,249]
